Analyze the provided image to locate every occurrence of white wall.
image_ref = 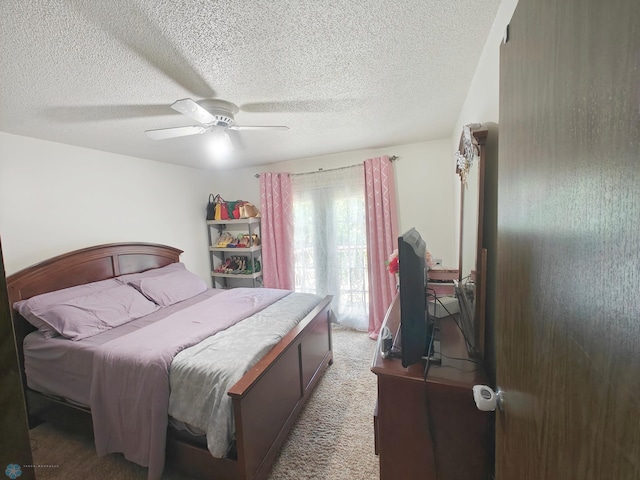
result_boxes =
[204,140,460,268]
[0,132,458,289]
[452,0,519,139]
[451,0,519,278]
[0,132,213,283]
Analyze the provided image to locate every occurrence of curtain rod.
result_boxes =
[254,155,397,178]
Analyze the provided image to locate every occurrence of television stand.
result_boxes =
[371,294,490,480]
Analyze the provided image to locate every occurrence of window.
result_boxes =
[291,166,368,330]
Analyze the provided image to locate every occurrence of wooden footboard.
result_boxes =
[166,295,333,480]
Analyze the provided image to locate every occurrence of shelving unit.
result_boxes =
[207,218,262,288]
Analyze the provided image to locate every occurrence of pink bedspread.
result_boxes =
[89,287,291,480]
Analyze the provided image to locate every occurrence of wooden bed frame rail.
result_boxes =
[7,243,333,480]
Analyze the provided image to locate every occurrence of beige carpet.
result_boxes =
[29,325,380,480]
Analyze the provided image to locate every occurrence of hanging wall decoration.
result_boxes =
[455,123,482,188]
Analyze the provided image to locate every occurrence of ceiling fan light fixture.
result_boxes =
[146,98,289,141]
[207,127,233,158]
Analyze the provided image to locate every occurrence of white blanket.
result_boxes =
[168,292,324,457]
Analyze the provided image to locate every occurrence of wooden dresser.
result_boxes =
[371,294,491,480]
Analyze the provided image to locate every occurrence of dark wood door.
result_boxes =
[0,239,35,478]
[496,0,640,478]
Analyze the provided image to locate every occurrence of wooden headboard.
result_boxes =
[6,243,182,384]
[7,242,183,306]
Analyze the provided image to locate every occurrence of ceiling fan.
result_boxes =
[145,98,289,140]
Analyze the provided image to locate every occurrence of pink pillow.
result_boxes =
[30,284,160,341]
[128,268,207,307]
[14,278,121,339]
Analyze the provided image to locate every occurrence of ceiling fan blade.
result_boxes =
[145,125,207,140]
[229,125,290,131]
[45,104,173,122]
[171,99,218,125]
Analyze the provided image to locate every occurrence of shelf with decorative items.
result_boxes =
[207,218,262,288]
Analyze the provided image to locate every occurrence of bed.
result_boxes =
[7,242,333,480]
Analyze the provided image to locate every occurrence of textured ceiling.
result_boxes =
[0,0,502,170]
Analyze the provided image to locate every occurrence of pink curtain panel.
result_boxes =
[259,172,294,290]
[364,156,399,339]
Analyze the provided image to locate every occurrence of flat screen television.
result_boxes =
[397,227,434,368]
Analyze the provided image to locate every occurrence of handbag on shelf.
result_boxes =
[208,195,258,220]
[232,201,246,219]
[239,202,260,218]
[206,194,216,220]
[213,194,230,221]
[227,200,241,219]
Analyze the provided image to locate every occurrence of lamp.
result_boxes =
[455,123,482,188]
[207,126,233,158]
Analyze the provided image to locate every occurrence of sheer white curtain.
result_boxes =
[291,166,368,330]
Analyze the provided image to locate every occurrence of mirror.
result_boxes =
[460,156,480,283]
[456,124,488,358]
